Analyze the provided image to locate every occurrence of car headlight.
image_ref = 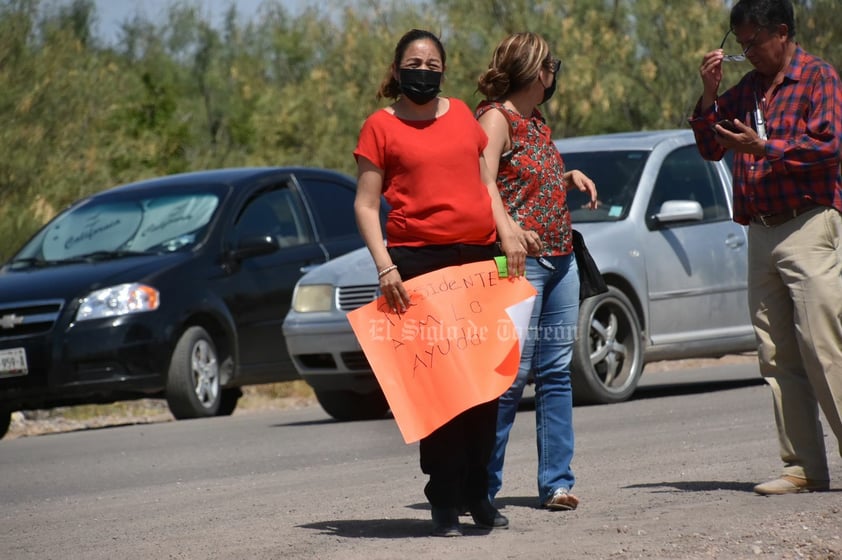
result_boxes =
[292,284,334,312]
[76,283,160,321]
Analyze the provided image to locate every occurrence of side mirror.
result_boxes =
[230,235,279,260]
[651,200,703,225]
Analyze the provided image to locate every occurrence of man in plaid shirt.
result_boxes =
[690,0,842,496]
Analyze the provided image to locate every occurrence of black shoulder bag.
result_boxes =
[572,229,608,300]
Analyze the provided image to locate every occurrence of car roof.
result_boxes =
[555,129,695,153]
[101,166,352,196]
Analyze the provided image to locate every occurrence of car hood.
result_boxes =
[572,223,613,268]
[571,222,638,273]
[571,221,650,315]
[0,253,191,302]
[298,247,376,287]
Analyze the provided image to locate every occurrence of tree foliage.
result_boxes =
[0,0,839,258]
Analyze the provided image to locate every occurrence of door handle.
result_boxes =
[725,234,745,249]
[299,263,322,274]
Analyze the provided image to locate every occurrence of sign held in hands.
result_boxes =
[347,259,536,443]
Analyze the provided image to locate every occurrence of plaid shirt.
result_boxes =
[690,45,842,224]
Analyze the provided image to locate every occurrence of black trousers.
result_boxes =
[388,243,500,508]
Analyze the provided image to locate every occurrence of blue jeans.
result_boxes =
[488,254,579,503]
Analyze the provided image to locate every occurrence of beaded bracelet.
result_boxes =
[377,264,398,278]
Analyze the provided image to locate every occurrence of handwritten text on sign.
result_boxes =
[347,260,536,443]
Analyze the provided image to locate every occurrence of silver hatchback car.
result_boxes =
[282,129,756,421]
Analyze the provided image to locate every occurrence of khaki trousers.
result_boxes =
[748,206,842,481]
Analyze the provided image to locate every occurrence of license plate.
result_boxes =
[0,347,28,377]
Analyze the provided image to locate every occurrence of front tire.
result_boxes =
[571,286,644,404]
[166,326,222,419]
[216,387,242,416]
[0,408,10,439]
[314,389,390,421]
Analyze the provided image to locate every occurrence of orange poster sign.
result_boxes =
[347,260,536,444]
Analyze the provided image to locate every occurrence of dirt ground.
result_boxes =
[5,352,842,560]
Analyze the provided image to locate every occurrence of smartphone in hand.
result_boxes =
[713,119,741,134]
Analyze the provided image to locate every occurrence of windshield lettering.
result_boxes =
[64,217,123,250]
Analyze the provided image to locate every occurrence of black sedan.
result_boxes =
[0,167,378,438]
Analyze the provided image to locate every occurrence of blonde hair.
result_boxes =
[477,32,552,100]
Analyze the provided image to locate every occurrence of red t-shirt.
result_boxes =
[354,98,496,247]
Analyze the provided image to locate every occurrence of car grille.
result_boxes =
[297,353,337,369]
[0,299,64,338]
[340,351,371,371]
[337,285,378,311]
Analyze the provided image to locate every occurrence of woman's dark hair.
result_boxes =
[377,29,446,100]
[730,0,796,39]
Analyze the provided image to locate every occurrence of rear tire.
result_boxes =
[571,286,644,404]
[166,326,221,419]
[314,389,390,421]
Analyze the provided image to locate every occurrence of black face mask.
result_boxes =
[541,74,557,105]
[398,68,442,105]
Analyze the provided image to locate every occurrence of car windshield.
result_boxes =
[10,189,222,267]
[563,150,649,223]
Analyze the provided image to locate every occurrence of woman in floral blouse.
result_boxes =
[476,31,597,511]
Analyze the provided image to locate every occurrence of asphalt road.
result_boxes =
[1,363,840,560]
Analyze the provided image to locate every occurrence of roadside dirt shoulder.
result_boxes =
[6,354,758,440]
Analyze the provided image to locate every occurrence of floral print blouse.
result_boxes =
[476,100,572,255]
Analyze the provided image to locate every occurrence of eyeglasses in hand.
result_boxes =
[719,28,761,63]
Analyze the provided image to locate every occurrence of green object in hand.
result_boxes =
[494,255,508,278]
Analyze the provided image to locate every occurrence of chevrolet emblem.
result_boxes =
[0,314,24,330]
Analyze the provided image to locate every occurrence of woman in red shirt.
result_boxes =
[354,29,525,537]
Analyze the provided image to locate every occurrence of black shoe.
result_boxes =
[431,507,462,537]
[468,499,509,529]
